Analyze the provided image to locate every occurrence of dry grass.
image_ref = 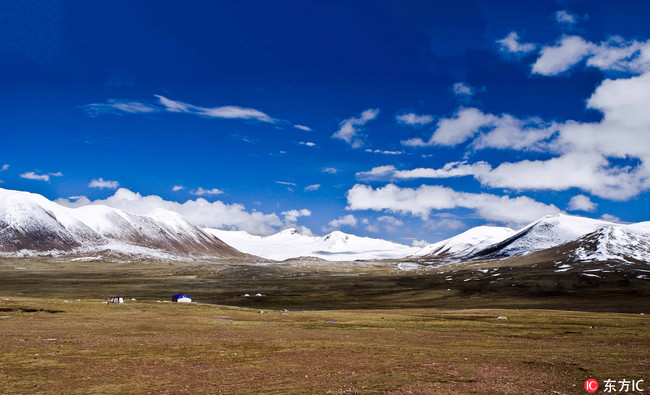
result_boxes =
[1,297,648,394]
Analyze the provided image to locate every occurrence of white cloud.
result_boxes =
[299,141,316,147]
[1,164,9,171]
[452,82,474,97]
[88,178,120,189]
[568,195,597,212]
[532,36,593,75]
[172,185,185,191]
[323,214,358,231]
[281,208,311,224]
[49,171,63,177]
[294,124,312,131]
[276,181,297,186]
[20,171,51,182]
[322,167,339,174]
[400,71,650,200]
[402,108,497,147]
[356,161,492,181]
[156,95,274,123]
[555,10,577,25]
[497,32,536,55]
[82,100,159,116]
[304,184,320,191]
[346,183,560,225]
[531,35,650,76]
[190,187,224,196]
[396,113,434,126]
[332,108,379,148]
[364,149,403,155]
[56,188,284,235]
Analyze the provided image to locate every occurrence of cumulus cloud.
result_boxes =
[332,108,379,148]
[57,188,284,235]
[377,215,404,226]
[299,141,316,147]
[400,71,650,200]
[396,113,434,126]
[190,187,224,196]
[568,195,597,212]
[88,178,119,189]
[304,184,320,191]
[281,208,311,224]
[346,183,560,225]
[323,214,358,232]
[356,162,492,181]
[452,82,475,97]
[424,218,467,231]
[172,185,185,191]
[497,32,536,55]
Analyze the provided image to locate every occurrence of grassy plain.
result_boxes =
[0,258,648,393]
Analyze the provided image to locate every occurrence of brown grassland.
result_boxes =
[0,258,648,394]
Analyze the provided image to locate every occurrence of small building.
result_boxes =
[110,297,124,304]
[172,294,192,303]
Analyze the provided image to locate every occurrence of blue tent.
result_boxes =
[172,294,192,303]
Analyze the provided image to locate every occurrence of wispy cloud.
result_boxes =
[276,181,297,186]
[20,171,63,182]
[294,124,312,131]
[332,109,379,148]
[172,185,185,191]
[364,149,403,155]
[190,187,224,196]
[1,164,9,171]
[298,141,316,147]
[82,99,160,116]
[396,113,434,126]
[322,167,339,174]
[304,184,320,191]
[89,178,119,189]
[155,95,275,123]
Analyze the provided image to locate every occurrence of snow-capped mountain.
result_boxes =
[572,222,650,263]
[0,188,243,258]
[470,214,620,259]
[411,226,515,259]
[204,227,420,261]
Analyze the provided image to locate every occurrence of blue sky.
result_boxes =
[2,1,650,244]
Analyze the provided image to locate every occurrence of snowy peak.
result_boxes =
[204,228,419,261]
[573,224,650,263]
[412,226,515,259]
[0,188,244,258]
[471,214,621,259]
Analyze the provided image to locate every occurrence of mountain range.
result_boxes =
[0,187,648,265]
